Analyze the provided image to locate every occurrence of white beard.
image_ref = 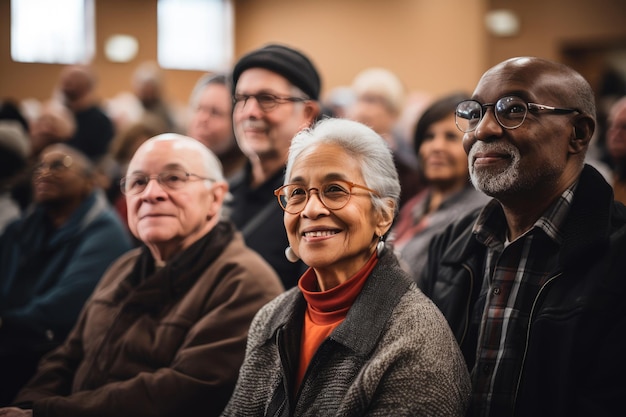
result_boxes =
[468,141,521,196]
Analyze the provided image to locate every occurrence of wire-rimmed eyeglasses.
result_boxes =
[274,180,380,215]
[34,155,73,175]
[233,93,310,112]
[455,96,579,133]
[120,168,214,195]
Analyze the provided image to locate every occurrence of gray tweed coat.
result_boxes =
[221,248,470,417]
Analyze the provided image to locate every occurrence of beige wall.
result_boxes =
[0,0,625,111]
[233,0,486,98]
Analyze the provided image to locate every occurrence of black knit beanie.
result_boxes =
[231,44,321,100]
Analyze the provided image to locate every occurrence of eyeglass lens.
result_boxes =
[278,182,353,214]
[234,93,307,112]
[456,96,529,132]
[121,169,191,195]
[34,155,73,174]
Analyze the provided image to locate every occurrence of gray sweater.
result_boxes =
[221,248,470,416]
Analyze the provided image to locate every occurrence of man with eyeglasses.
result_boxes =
[0,144,132,407]
[3,134,283,416]
[420,57,626,417]
[228,44,322,289]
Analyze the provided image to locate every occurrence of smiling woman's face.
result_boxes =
[284,142,387,281]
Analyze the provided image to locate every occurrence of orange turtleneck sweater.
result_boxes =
[295,252,378,390]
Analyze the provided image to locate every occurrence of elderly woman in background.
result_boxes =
[221,118,470,417]
[390,92,490,284]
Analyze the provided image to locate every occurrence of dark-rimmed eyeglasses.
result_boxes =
[274,180,380,215]
[120,169,214,195]
[233,93,310,112]
[34,155,73,175]
[455,96,579,133]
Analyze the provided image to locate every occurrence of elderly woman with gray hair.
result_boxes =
[221,118,470,417]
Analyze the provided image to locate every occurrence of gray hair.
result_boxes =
[285,117,400,216]
[188,73,229,109]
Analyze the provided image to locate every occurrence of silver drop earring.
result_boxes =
[376,238,385,256]
[284,246,300,263]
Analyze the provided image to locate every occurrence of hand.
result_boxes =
[0,408,32,416]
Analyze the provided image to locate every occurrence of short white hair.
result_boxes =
[143,133,225,183]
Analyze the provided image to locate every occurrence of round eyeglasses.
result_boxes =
[274,180,380,215]
[120,169,214,195]
[455,96,579,133]
[233,93,310,112]
[34,155,73,175]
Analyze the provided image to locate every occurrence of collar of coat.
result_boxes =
[259,248,412,357]
[441,164,621,270]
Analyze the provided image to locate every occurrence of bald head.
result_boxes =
[124,133,229,260]
[485,57,596,124]
[131,133,225,183]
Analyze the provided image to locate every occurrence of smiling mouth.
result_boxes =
[303,230,339,238]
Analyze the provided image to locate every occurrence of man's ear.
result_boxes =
[207,182,228,218]
[569,116,595,155]
[303,101,321,126]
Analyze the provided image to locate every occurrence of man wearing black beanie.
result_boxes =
[227,44,321,289]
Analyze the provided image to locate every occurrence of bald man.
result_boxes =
[420,57,626,417]
[4,134,283,417]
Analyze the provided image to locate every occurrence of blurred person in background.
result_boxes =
[0,144,131,406]
[10,100,76,212]
[606,95,626,204]
[131,61,180,133]
[0,99,29,133]
[56,65,115,162]
[390,92,490,283]
[0,121,30,233]
[187,73,246,180]
[348,67,424,209]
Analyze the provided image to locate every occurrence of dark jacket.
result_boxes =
[420,165,626,417]
[0,190,131,351]
[14,222,284,417]
[227,163,307,289]
[222,248,470,417]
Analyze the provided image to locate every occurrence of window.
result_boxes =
[11,0,95,64]
[157,0,234,71]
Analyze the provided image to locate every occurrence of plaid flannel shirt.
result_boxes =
[469,182,576,416]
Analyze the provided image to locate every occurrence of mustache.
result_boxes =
[468,141,518,160]
[240,120,268,131]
